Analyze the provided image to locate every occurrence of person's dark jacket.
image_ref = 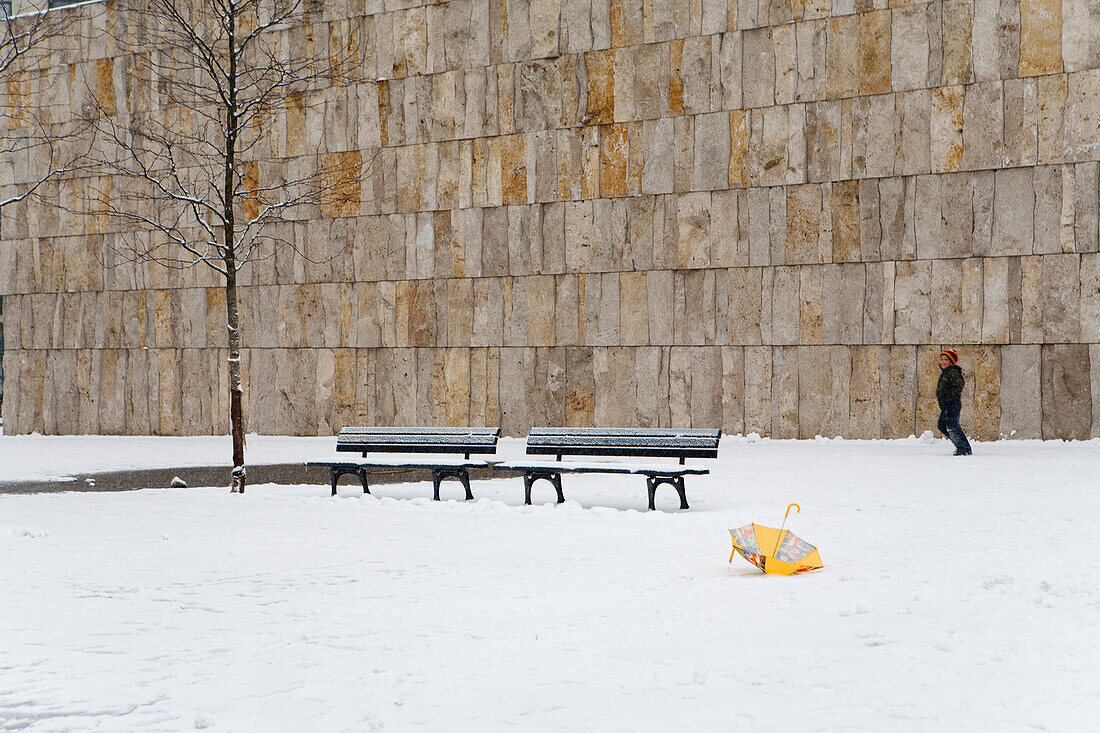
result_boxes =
[936,364,964,408]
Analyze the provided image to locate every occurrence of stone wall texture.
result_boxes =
[2,0,1099,439]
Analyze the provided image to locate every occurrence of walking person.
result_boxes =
[936,350,972,456]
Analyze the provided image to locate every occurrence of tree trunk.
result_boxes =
[226,270,246,493]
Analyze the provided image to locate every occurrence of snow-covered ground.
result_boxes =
[1,433,1098,731]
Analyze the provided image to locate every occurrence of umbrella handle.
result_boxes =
[773,503,801,560]
[785,503,800,520]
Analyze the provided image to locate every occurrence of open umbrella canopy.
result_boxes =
[729,522,823,575]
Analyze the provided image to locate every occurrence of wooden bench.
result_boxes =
[307,427,500,500]
[492,427,721,510]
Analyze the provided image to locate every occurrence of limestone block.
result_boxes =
[689,347,723,429]
[827,264,865,344]
[990,168,1035,256]
[584,272,620,346]
[980,256,1010,342]
[878,177,917,260]
[766,266,799,345]
[785,184,822,266]
[1037,74,1068,164]
[997,344,1042,437]
[647,270,675,345]
[853,95,897,179]
[937,1,974,85]
[626,43,666,120]
[1032,166,1064,254]
[963,82,1005,171]
[1081,253,1100,341]
[857,180,881,262]
[879,345,916,437]
[742,346,772,435]
[772,23,796,106]
[710,190,744,267]
[1074,162,1099,252]
[826,16,859,99]
[831,181,860,263]
[1042,253,1082,341]
[677,36,712,115]
[798,266,823,345]
[726,268,761,345]
[728,110,749,188]
[961,258,985,342]
[896,91,931,175]
[891,7,931,92]
[1041,344,1093,439]
[564,346,595,426]
[692,112,731,192]
[770,345,798,438]
[911,176,944,259]
[619,271,649,345]
[677,193,712,268]
[1003,79,1039,166]
[755,106,789,188]
[552,275,581,346]
[594,347,639,426]
[654,195,680,270]
[584,49,615,125]
[597,123,627,197]
[894,260,932,344]
[673,116,695,191]
[797,346,849,438]
[515,60,562,133]
[847,345,881,438]
[1094,345,1100,438]
[521,275,553,346]
[742,28,775,108]
[931,85,965,173]
[472,277,504,347]
[683,270,717,345]
[930,259,965,344]
[805,101,841,183]
[1019,0,1063,76]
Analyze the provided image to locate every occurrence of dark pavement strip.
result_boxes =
[0,464,516,495]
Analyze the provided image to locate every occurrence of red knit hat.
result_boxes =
[940,349,958,365]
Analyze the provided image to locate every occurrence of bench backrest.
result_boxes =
[525,427,721,462]
[337,427,500,458]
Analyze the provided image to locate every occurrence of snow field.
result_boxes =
[1,435,1098,731]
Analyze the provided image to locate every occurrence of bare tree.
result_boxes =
[88,0,368,492]
[2,3,91,214]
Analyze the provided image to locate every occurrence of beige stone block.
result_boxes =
[1042,344,1093,439]
[1019,0,1063,76]
[1032,165,1064,254]
[931,86,965,173]
[667,347,691,427]
[594,348,638,426]
[785,184,822,265]
[930,259,965,344]
[847,345,881,438]
[599,123,628,197]
[692,112,730,192]
[826,16,859,98]
[770,345,798,438]
[798,346,850,438]
[525,275,555,346]
[991,168,1035,256]
[964,84,1006,171]
[1064,71,1100,164]
[770,266,801,345]
[896,91,931,175]
[619,271,649,345]
[1081,253,1100,341]
[1002,79,1040,167]
[726,268,762,345]
[646,270,674,346]
[585,49,615,125]
[631,42,669,119]
[893,260,932,344]
[742,28,775,108]
[677,193,712,268]
[980,256,1010,343]
[1038,74,1068,164]
[1042,253,1082,341]
[853,95,897,179]
[798,266,823,345]
[805,102,841,183]
[877,178,916,260]
[742,346,772,435]
[831,181,860,263]
[1074,162,1099,252]
[891,7,930,92]
[673,270,716,345]
[941,1,975,85]
[565,346,595,426]
[878,345,915,437]
[998,345,1042,437]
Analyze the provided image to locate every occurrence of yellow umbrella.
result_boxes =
[729,503,823,575]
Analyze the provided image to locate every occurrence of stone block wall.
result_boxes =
[2,0,1099,439]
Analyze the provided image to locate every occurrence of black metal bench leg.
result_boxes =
[674,476,689,510]
[331,468,339,497]
[646,475,690,510]
[432,468,474,501]
[523,471,565,505]
[331,467,371,497]
[357,469,370,496]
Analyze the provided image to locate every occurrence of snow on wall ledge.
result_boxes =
[1,0,1099,439]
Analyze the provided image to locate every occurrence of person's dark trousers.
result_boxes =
[937,400,972,455]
